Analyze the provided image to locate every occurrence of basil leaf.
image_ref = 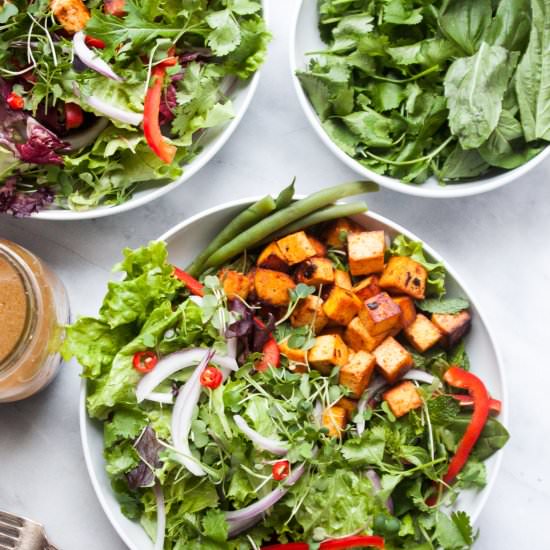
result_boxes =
[416,297,470,314]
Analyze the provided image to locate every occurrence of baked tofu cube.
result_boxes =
[323,218,361,249]
[338,397,358,418]
[374,336,413,383]
[278,340,307,364]
[359,292,402,336]
[322,405,347,437]
[50,0,90,32]
[379,256,427,300]
[308,335,349,374]
[432,310,472,348]
[344,316,388,352]
[392,296,417,329]
[219,269,250,300]
[296,257,335,286]
[347,231,385,276]
[383,381,422,418]
[254,268,295,306]
[257,242,289,272]
[404,314,442,352]
[309,236,327,257]
[353,275,381,301]
[290,295,328,333]
[276,231,317,265]
[334,269,352,290]
[339,351,376,398]
[323,286,363,326]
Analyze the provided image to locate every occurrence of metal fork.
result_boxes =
[0,511,58,550]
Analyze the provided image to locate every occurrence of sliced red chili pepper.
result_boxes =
[132,351,158,373]
[200,365,223,389]
[104,0,126,16]
[319,535,385,549]
[6,92,24,110]
[143,65,177,164]
[84,35,106,49]
[452,393,501,415]
[442,367,490,485]
[173,267,204,297]
[262,544,309,550]
[65,102,84,130]
[253,318,281,372]
[272,460,290,481]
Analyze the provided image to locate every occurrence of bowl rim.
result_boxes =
[289,0,550,198]
[31,2,269,222]
[80,196,508,549]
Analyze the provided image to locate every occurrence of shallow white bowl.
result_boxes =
[290,0,550,198]
[80,198,508,549]
[33,4,267,221]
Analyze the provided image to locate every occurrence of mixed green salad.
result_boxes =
[0,0,269,215]
[64,183,509,549]
[298,0,550,184]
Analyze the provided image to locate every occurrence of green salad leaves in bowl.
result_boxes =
[291,0,550,197]
[0,0,269,218]
[65,182,509,549]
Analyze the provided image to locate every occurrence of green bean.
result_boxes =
[186,195,277,276]
[274,178,296,210]
[258,201,368,244]
[203,181,378,270]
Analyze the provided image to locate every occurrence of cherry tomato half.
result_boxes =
[6,92,24,110]
[272,460,290,481]
[200,365,223,389]
[132,351,158,373]
[65,102,84,130]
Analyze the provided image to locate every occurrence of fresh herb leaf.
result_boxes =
[416,297,470,314]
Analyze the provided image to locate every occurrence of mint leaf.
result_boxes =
[416,297,470,314]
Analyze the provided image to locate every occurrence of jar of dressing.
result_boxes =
[0,240,69,403]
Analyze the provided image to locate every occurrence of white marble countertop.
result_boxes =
[1,1,549,548]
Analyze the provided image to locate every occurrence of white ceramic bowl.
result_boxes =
[80,198,508,549]
[290,0,550,198]
[33,4,267,221]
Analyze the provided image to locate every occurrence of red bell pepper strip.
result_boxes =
[319,535,385,549]
[84,35,106,49]
[442,367,491,485]
[262,545,309,550]
[253,318,280,372]
[143,65,176,164]
[173,267,204,297]
[452,393,501,415]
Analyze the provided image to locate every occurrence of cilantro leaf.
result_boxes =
[206,9,242,56]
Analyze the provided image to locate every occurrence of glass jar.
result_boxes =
[0,240,70,403]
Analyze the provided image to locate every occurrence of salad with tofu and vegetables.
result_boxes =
[0,0,269,215]
[64,182,509,550]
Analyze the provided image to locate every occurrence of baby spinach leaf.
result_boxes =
[440,145,489,180]
[485,0,532,52]
[515,0,550,141]
[444,42,518,149]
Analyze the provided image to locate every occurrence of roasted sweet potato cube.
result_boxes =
[276,231,317,265]
[323,286,363,326]
[308,335,349,374]
[379,256,427,299]
[254,268,295,306]
[392,296,417,329]
[296,257,335,286]
[309,236,327,257]
[432,310,472,348]
[334,269,352,290]
[359,292,402,336]
[278,340,307,364]
[257,242,289,272]
[323,218,361,249]
[383,381,422,418]
[347,231,385,276]
[339,350,376,398]
[353,275,381,301]
[320,326,346,338]
[290,295,328,333]
[404,314,442,352]
[322,405,347,437]
[338,397,358,418]
[374,336,413,383]
[219,269,250,300]
[344,317,388,352]
[50,0,90,33]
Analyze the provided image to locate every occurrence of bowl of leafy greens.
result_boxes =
[67,182,508,549]
[0,0,270,219]
[291,0,550,197]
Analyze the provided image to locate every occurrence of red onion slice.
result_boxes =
[73,31,123,82]
[366,469,394,514]
[153,482,166,550]
[356,376,387,436]
[403,369,437,385]
[233,415,289,456]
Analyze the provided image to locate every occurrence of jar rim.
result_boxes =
[0,243,40,374]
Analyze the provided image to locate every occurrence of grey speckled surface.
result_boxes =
[1,1,549,548]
